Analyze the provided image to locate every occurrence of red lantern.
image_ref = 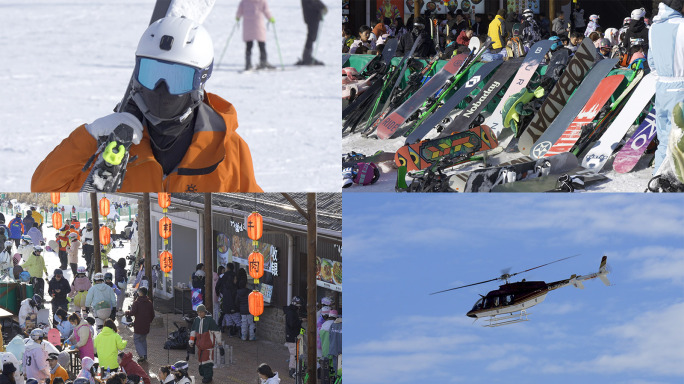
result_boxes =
[248,251,264,283]
[52,212,62,229]
[248,291,264,321]
[50,193,60,205]
[158,193,171,209]
[99,197,110,217]
[159,250,173,274]
[247,212,263,241]
[159,217,172,239]
[100,226,111,246]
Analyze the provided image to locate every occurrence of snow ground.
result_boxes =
[0,0,340,192]
[342,109,655,193]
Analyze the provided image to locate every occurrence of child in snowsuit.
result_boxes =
[70,266,92,314]
[188,305,221,383]
[236,0,275,70]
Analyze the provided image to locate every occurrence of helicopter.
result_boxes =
[430,255,610,327]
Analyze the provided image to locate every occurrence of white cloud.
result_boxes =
[541,302,684,377]
[626,247,684,284]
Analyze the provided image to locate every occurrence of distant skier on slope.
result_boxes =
[32,17,262,193]
[236,0,276,71]
[297,0,328,65]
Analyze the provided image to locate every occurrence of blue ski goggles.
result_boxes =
[135,57,212,95]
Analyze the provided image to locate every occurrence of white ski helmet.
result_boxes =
[93,272,104,282]
[136,16,213,70]
[77,266,87,274]
[131,17,214,125]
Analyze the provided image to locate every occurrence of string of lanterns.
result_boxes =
[50,193,61,229]
[158,193,173,276]
[247,210,264,321]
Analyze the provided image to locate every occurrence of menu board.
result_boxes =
[316,256,342,292]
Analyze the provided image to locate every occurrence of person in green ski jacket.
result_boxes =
[188,304,221,383]
[93,319,127,374]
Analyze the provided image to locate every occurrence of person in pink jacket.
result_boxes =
[66,312,95,361]
[236,0,275,70]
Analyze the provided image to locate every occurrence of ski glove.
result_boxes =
[85,112,143,145]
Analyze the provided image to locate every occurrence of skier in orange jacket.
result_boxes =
[32,16,262,193]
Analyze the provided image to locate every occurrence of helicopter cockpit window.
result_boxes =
[504,295,513,305]
[472,298,484,311]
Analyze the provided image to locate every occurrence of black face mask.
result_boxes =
[139,80,194,121]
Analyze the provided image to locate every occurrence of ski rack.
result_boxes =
[482,310,530,327]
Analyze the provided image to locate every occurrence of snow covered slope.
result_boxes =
[0,0,340,192]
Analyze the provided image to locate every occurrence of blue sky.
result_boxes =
[343,194,684,384]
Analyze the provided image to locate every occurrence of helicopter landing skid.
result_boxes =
[482,310,530,327]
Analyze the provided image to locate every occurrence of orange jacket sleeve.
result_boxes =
[32,125,98,192]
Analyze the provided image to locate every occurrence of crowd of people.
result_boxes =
[1,201,342,384]
[343,5,652,64]
[0,206,165,384]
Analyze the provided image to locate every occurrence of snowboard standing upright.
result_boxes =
[532,69,623,159]
[612,106,657,173]
[517,38,597,155]
[485,39,554,137]
[581,73,656,171]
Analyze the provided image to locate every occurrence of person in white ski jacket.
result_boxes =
[647,0,684,173]
[26,224,44,247]
[18,296,41,330]
[85,273,116,328]
[23,329,50,381]
[0,241,13,277]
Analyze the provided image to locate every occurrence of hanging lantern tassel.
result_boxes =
[99,197,110,217]
[52,212,62,229]
[249,291,264,321]
[160,250,173,277]
[248,251,264,284]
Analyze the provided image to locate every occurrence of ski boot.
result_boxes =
[81,123,137,192]
[257,60,276,70]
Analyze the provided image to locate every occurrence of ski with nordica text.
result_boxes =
[404,59,503,144]
[438,58,523,138]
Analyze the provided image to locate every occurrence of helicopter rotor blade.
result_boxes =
[508,254,580,278]
[429,277,501,295]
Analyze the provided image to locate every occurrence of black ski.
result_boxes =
[438,57,523,137]
[404,59,502,144]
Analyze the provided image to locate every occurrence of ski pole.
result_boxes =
[272,22,285,70]
[217,21,239,70]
